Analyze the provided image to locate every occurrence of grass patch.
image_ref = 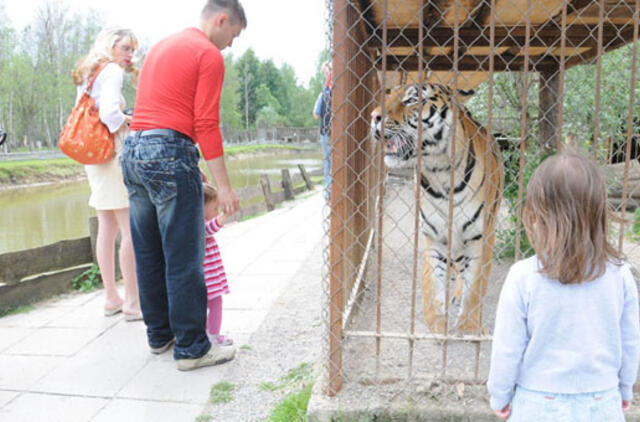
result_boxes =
[194,415,213,422]
[240,344,252,351]
[263,363,316,421]
[259,363,313,392]
[627,208,640,240]
[224,144,316,157]
[267,383,314,422]
[71,264,102,293]
[0,304,36,318]
[0,158,82,185]
[209,381,235,404]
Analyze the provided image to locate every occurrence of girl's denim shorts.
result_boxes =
[509,386,624,422]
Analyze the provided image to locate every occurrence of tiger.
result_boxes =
[371,83,504,335]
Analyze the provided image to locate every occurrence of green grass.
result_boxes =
[267,383,314,422]
[209,382,235,404]
[71,265,103,293]
[194,415,213,422]
[0,304,36,318]
[0,158,83,184]
[240,344,252,351]
[224,144,316,157]
[627,208,640,240]
[259,362,313,392]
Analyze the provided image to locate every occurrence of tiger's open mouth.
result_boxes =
[386,137,400,154]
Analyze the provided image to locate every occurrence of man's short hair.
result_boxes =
[202,0,247,28]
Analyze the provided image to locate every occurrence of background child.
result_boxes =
[487,151,640,421]
[203,183,234,346]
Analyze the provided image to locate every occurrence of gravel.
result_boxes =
[198,242,324,422]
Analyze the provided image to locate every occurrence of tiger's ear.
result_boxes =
[456,89,475,103]
[401,85,421,106]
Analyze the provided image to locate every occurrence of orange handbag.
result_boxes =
[59,62,115,165]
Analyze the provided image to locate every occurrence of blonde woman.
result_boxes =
[72,26,141,320]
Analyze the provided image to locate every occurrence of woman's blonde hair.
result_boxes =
[71,26,139,85]
[203,183,218,204]
[523,151,622,284]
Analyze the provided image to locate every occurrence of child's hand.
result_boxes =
[493,404,511,420]
[623,400,631,412]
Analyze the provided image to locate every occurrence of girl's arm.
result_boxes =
[205,213,231,235]
[216,212,230,226]
[619,265,640,408]
[487,266,529,412]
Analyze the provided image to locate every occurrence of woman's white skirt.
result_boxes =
[84,154,129,210]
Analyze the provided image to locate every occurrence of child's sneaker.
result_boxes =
[176,344,236,371]
[208,333,234,346]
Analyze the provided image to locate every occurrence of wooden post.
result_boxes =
[329,0,373,397]
[281,169,294,200]
[260,174,275,211]
[298,164,314,190]
[538,69,560,151]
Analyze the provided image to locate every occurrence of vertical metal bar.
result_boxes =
[328,0,348,396]
[475,0,498,382]
[618,0,639,253]
[409,0,426,379]
[557,0,568,150]
[375,0,389,379]
[515,0,531,262]
[593,0,605,162]
[443,0,461,377]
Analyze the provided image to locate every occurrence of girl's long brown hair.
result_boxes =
[523,151,622,284]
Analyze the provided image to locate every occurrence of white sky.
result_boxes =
[3,0,329,86]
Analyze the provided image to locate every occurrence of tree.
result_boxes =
[220,54,243,130]
[236,48,260,129]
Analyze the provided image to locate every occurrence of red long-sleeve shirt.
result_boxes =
[130,27,225,160]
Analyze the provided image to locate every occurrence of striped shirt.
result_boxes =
[204,217,230,300]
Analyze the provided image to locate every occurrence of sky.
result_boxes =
[3,0,329,86]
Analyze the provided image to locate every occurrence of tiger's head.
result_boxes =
[371,83,474,168]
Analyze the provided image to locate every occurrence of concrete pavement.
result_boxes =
[0,191,325,422]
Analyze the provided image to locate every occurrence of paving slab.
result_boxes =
[0,392,108,422]
[0,355,64,390]
[0,327,34,352]
[91,398,203,422]
[4,327,105,356]
[0,390,20,408]
[0,191,324,421]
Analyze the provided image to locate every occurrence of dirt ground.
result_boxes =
[309,177,640,421]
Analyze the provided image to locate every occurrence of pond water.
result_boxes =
[0,150,322,254]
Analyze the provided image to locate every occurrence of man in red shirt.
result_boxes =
[122,0,246,371]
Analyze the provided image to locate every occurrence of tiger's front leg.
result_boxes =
[421,240,448,335]
[454,241,492,335]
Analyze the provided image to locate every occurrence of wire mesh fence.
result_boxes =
[320,0,640,415]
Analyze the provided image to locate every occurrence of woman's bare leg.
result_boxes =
[96,210,123,311]
[114,207,140,315]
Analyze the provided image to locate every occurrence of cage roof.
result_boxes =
[356,0,639,89]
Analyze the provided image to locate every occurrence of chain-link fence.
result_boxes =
[319,0,640,416]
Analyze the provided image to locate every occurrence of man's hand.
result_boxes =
[493,404,510,420]
[205,156,239,214]
[623,400,631,412]
[217,185,239,215]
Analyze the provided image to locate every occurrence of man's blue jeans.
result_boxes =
[121,130,211,360]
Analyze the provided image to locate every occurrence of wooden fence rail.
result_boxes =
[0,165,322,313]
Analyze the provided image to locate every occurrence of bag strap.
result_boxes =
[83,61,113,95]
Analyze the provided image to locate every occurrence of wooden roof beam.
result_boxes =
[368,24,623,48]
[380,54,564,72]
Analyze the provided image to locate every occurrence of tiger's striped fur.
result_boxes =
[371,83,504,334]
